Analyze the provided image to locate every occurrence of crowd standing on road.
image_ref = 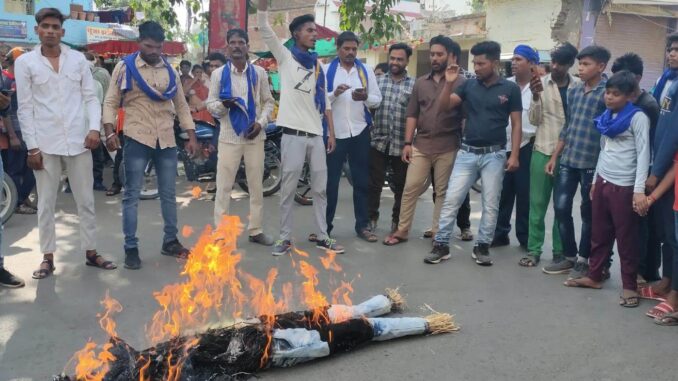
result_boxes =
[1,5,678,327]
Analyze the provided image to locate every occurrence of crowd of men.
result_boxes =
[1,4,677,327]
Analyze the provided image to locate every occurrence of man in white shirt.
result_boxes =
[207,28,276,245]
[323,32,382,242]
[258,0,343,255]
[16,8,116,279]
[493,45,537,250]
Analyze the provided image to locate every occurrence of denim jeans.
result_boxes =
[326,127,370,234]
[434,149,507,246]
[122,138,178,250]
[553,165,594,259]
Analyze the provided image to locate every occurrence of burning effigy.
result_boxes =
[54,216,459,380]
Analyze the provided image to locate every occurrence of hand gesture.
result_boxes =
[445,63,460,83]
[334,84,351,97]
[84,131,100,150]
[401,145,412,163]
[529,74,543,95]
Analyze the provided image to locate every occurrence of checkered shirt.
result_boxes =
[371,73,415,156]
[559,79,607,169]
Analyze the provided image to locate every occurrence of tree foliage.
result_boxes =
[338,0,405,46]
[467,0,486,13]
[94,0,205,38]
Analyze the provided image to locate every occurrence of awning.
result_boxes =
[86,40,186,56]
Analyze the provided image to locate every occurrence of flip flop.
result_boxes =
[646,301,675,319]
[654,311,678,326]
[32,259,55,280]
[519,255,540,267]
[619,295,640,308]
[638,286,667,302]
[383,235,408,246]
[358,229,378,243]
[563,278,602,289]
[106,184,122,196]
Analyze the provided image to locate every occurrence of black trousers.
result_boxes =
[368,147,408,225]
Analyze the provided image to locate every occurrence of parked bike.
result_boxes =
[0,176,17,223]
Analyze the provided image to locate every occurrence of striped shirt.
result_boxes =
[529,73,579,155]
[371,73,415,156]
[558,78,607,169]
[206,63,275,144]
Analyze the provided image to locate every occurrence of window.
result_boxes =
[5,0,34,15]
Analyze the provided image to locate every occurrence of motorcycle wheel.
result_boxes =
[1,176,18,224]
[120,159,160,200]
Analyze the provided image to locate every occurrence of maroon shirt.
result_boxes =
[406,73,465,154]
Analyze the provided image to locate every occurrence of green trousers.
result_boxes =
[527,150,562,257]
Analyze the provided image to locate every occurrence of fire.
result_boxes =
[191,186,202,199]
[181,225,194,238]
[67,215,357,379]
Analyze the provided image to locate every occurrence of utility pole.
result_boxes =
[323,0,328,26]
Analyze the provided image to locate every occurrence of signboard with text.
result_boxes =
[0,20,27,39]
[86,26,123,44]
[209,0,247,53]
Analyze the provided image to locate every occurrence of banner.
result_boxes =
[209,0,247,53]
[86,26,124,44]
[0,20,27,39]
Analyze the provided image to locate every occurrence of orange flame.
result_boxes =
[181,225,194,238]
[191,186,202,199]
[298,260,330,325]
[320,250,342,272]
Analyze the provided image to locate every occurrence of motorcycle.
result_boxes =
[0,176,18,224]
[177,120,282,197]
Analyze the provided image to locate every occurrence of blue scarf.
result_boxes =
[219,61,258,135]
[325,57,373,126]
[653,69,678,103]
[288,43,327,136]
[594,102,641,138]
[122,52,177,102]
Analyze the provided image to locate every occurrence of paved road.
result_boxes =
[0,177,675,381]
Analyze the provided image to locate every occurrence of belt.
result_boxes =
[282,127,317,138]
[461,143,504,155]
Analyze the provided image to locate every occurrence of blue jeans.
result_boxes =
[326,127,370,234]
[553,165,594,259]
[434,149,507,246]
[495,142,532,246]
[122,138,178,250]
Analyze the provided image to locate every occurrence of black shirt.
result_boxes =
[635,90,660,130]
[455,77,522,147]
[558,85,569,120]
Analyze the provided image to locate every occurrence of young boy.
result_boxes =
[564,71,650,308]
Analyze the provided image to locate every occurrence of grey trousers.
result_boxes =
[34,151,96,254]
[279,133,328,241]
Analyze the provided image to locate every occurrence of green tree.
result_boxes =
[338,0,405,46]
[94,0,204,38]
[467,0,486,13]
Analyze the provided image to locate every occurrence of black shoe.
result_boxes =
[424,242,451,264]
[472,244,493,266]
[93,181,107,191]
[161,239,190,258]
[124,248,142,270]
[490,236,510,248]
[0,267,25,288]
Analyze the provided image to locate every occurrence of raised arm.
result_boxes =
[257,0,290,64]
[437,63,463,112]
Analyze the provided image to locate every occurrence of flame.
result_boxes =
[191,186,202,199]
[181,225,194,238]
[68,215,359,378]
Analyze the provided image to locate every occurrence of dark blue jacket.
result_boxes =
[651,81,678,179]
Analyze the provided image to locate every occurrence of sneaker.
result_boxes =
[472,244,493,266]
[568,261,590,280]
[424,242,451,264]
[490,236,510,248]
[272,240,292,256]
[0,267,25,288]
[458,228,473,241]
[161,239,190,258]
[124,248,142,270]
[542,256,575,274]
[249,233,274,246]
[316,238,345,254]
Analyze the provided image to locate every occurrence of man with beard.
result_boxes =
[429,41,522,266]
[323,31,382,243]
[103,21,199,269]
[383,35,464,247]
[207,28,275,245]
[368,43,414,234]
